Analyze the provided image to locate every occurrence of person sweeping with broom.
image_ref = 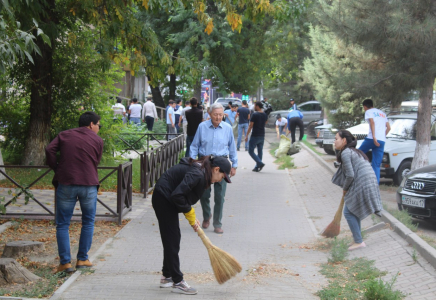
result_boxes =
[331,129,382,251]
[152,155,232,295]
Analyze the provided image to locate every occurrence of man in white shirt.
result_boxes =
[128,98,142,125]
[112,97,126,123]
[142,97,158,131]
[275,114,288,138]
[179,101,191,136]
[166,100,177,140]
[358,99,391,183]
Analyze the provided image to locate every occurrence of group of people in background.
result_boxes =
[111,96,159,131]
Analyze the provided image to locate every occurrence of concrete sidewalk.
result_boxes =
[55,131,436,299]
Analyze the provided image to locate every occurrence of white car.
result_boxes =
[356,113,436,185]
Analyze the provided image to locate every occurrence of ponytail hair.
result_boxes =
[188,155,215,189]
[336,129,368,163]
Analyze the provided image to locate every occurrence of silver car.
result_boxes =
[266,100,322,128]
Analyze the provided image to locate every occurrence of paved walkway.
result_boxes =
[5,129,436,299]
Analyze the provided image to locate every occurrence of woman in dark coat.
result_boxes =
[333,130,382,251]
[152,155,232,295]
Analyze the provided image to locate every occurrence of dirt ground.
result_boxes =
[0,218,129,297]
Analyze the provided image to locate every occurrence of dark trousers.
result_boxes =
[288,117,304,144]
[152,190,183,284]
[200,180,227,228]
[145,116,154,131]
[248,136,265,168]
[185,135,195,158]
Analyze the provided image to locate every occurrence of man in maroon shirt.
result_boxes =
[46,112,103,273]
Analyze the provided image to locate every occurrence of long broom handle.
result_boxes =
[333,196,345,222]
[197,227,214,249]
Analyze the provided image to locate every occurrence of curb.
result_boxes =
[301,142,436,270]
[49,218,138,300]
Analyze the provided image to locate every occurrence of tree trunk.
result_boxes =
[411,76,434,171]
[168,49,179,101]
[148,77,165,108]
[389,98,402,116]
[0,258,41,285]
[2,241,45,259]
[22,31,55,166]
[193,79,201,106]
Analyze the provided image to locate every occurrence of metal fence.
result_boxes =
[0,162,132,225]
[140,134,185,197]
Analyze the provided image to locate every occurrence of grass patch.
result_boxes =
[268,143,295,170]
[328,237,349,263]
[302,140,325,156]
[317,258,404,300]
[383,204,418,232]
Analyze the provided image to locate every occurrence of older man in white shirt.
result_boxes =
[142,97,159,131]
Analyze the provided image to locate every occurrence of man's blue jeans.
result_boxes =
[344,205,362,243]
[56,184,97,265]
[130,117,141,125]
[237,123,249,150]
[185,135,195,158]
[248,136,265,168]
[358,138,385,183]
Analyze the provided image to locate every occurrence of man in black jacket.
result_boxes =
[184,97,203,157]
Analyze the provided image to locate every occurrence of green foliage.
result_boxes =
[269,142,295,169]
[328,237,349,263]
[384,204,419,232]
[364,273,405,300]
[317,258,396,300]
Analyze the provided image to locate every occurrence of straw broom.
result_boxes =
[320,196,345,238]
[196,227,242,284]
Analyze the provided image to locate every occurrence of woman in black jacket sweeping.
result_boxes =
[152,155,232,295]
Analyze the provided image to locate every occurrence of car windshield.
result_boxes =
[387,118,417,140]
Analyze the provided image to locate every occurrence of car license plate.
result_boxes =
[402,195,425,208]
[323,139,335,145]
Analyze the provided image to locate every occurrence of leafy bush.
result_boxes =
[364,273,405,300]
[328,237,349,263]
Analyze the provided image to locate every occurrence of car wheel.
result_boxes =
[323,144,336,155]
[393,160,412,186]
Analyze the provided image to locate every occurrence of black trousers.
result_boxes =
[289,117,304,144]
[145,116,154,131]
[152,190,183,283]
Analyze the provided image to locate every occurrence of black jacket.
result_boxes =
[154,158,207,213]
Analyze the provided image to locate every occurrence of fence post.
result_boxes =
[117,163,122,225]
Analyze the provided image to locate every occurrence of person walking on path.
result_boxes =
[332,129,382,251]
[152,155,232,295]
[224,104,237,126]
[142,96,158,131]
[236,100,250,151]
[358,99,391,183]
[286,109,304,144]
[45,112,103,273]
[190,102,238,234]
[184,98,203,158]
[111,97,126,123]
[179,101,191,136]
[246,101,268,172]
[289,98,297,111]
[128,98,142,125]
[275,114,288,139]
[166,100,177,141]
[174,100,182,133]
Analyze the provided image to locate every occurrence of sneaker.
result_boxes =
[160,276,173,288]
[348,242,366,251]
[76,259,93,269]
[237,148,240,151]
[172,280,197,295]
[252,167,259,172]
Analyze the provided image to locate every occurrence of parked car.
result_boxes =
[314,124,332,148]
[396,164,436,219]
[214,98,242,108]
[267,100,322,128]
[322,122,369,155]
[356,113,436,185]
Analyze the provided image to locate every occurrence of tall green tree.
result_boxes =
[315,0,436,169]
